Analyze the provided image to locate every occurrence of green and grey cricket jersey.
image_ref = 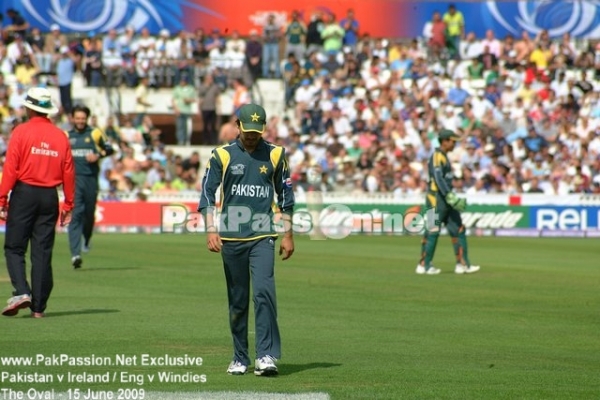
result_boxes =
[426,148,453,208]
[67,125,110,257]
[198,138,295,241]
[68,126,110,176]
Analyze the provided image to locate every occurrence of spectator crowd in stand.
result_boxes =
[0,5,600,198]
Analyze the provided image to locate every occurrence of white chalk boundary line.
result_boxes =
[53,391,330,400]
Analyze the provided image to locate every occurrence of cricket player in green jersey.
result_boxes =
[67,105,113,269]
[199,104,295,376]
[416,129,480,275]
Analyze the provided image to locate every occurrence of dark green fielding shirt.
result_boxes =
[198,139,295,241]
[68,126,109,177]
[427,149,454,204]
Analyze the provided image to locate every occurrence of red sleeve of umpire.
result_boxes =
[62,143,75,212]
[0,129,23,209]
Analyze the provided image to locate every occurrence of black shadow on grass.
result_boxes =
[44,309,120,318]
[278,362,342,376]
[74,267,141,272]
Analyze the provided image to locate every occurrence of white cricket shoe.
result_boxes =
[416,264,441,275]
[455,264,481,274]
[227,360,247,375]
[72,256,82,269]
[254,355,278,376]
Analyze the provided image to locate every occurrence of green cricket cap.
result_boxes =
[237,104,267,133]
[438,129,461,142]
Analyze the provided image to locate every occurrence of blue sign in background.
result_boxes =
[1,1,600,38]
[530,206,600,231]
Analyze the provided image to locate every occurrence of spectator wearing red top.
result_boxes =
[0,88,75,318]
[425,11,446,61]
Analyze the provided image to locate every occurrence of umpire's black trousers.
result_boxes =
[4,182,59,313]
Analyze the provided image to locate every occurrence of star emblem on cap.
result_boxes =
[259,165,268,174]
[251,113,260,122]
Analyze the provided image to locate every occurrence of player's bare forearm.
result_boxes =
[202,207,216,230]
[280,212,293,238]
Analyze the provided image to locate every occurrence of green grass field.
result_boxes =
[0,234,599,400]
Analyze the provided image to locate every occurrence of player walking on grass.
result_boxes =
[416,129,480,275]
[199,104,295,376]
[67,105,114,269]
[0,88,75,318]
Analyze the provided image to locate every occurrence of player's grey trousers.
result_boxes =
[221,237,280,366]
[68,175,98,257]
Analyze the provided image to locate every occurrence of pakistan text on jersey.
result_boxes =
[231,184,271,198]
[31,147,59,157]
[71,149,94,157]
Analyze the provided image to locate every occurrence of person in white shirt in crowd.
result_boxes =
[575,114,597,140]
[337,87,356,118]
[417,69,438,94]
[225,30,246,54]
[102,29,121,54]
[118,25,136,52]
[225,40,246,80]
[7,33,36,70]
[102,41,123,88]
[394,126,421,151]
[294,78,318,121]
[588,130,600,158]
[471,89,494,120]
[166,30,194,84]
[555,32,577,60]
[331,106,352,136]
[8,83,27,117]
[541,88,559,113]
[338,129,356,152]
[563,130,582,158]
[119,116,145,159]
[460,142,480,169]
[371,39,388,60]
[135,39,158,86]
[550,71,570,99]
[363,64,389,99]
[459,32,482,60]
[416,138,434,162]
[466,178,488,195]
[135,28,157,53]
[440,106,460,131]
[209,44,230,72]
[544,176,570,196]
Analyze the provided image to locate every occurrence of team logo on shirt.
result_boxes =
[85,138,91,143]
[259,165,268,174]
[230,164,245,175]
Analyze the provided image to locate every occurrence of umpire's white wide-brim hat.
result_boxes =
[22,87,59,114]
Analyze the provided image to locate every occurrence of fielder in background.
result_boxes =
[0,87,75,318]
[199,104,295,377]
[67,105,114,269]
[416,129,481,275]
